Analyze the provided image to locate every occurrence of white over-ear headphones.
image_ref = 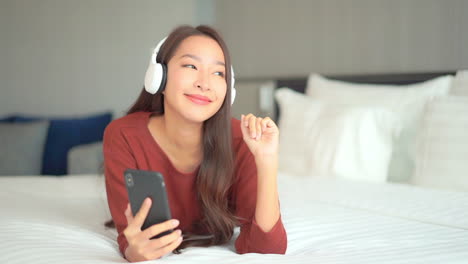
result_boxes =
[144,37,237,105]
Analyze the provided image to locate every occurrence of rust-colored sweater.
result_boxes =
[103,111,287,257]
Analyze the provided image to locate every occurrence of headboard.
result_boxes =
[273,71,456,121]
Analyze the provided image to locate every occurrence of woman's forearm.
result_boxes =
[254,155,280,232]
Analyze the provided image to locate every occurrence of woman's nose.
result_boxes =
[194,73,210,91]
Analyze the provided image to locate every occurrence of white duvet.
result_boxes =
[1,173,467,264]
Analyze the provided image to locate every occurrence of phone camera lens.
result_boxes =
[126,174,134,187]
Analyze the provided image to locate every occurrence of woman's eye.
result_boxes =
[183,64,196,70]
[214,71,225,77]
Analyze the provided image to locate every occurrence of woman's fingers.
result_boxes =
[122,200,183,261]
[133,198,152,228]
[241,114,255,139]
[240,114,249,141]
[256,117,262,140]
[242,114,250,127]
[124,197,151,239]
[261,117,276,131]
[124,203,133,224]
[248,114,257,138]
[261,117,271,127]
[242,113,260,139]
[141,219,180,240]
[241,114,274,141]
[145,229,182,249]
[148,235,183,260]
[132,229,183,261]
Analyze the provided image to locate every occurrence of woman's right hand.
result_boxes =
[123,198,183,262]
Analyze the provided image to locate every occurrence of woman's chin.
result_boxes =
[183,106,221,123]
[183,111,216,124]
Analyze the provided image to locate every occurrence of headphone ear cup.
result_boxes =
[144,37,168,94]
[230,65,236,105]
[144,62,165,94]
[231,87,236,105]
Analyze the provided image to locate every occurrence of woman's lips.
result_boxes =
[185,94,212,105]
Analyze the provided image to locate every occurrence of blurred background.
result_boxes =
[1,0,467,119]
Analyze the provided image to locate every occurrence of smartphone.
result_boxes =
[124,169,173,239]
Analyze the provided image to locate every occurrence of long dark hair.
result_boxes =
[104,25,238,254]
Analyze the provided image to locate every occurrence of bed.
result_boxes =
[1,173,468,264]
[1,71,468,263]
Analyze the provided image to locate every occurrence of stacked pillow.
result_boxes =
[276,73,454,184]
[0,111,112,176]
[304,74,452,183]
[276,88,401,183]
[409,71,468,192]
[412,95,468,192]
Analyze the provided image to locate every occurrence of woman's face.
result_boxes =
[163,35,227,123]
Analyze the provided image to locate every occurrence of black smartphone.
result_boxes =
[124,169,173,239]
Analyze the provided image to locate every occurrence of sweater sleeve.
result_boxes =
[233,142,287,254]
[103,124,137,258]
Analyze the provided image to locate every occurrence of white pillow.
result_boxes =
[412,95,468,192]
[452,70,468,97]
[276,88,402,183]
[305,73,453,183]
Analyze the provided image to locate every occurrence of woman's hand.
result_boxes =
[240,114,279,160]
[123,198,182,262]
[241,114,281,232]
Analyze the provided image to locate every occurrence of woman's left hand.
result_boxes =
[240,114,279,160]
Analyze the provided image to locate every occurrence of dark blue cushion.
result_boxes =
[0,116,15,122]
[14,112,112,175]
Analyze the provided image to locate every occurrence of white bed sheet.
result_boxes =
[1,173,467,264]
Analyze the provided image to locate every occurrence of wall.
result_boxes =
[2,0,467,119]
[214,0,468,117]
[0,0,199,119]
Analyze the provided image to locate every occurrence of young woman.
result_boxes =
[103,25,287,262]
